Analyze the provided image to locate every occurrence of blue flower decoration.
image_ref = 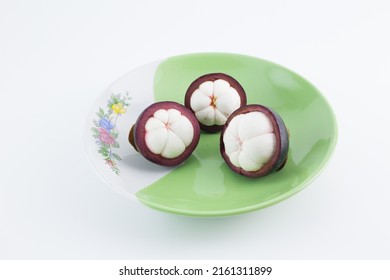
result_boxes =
[98,117,114,132]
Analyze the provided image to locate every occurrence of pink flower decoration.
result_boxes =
[105,159,115,167]
[98,127,115,145]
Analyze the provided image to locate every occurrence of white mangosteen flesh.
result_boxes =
[190,79,241,126]
[223,111,276,172]
[144,108,194,159]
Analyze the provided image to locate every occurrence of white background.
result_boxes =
[1,0,389,259]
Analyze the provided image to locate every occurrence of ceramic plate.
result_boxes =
[84,53,337,217]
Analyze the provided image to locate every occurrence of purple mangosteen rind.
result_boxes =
[128,124,138,152]
[199,123,223,133]
[184,73,247,132]
[220,104,289,178]
[128,101,201,167]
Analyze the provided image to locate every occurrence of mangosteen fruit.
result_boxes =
[184,73,247,132]
[129,101,200,166]
[220,104,289,177]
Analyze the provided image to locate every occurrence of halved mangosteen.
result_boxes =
[184,73,247,132]
[129,101,200,166]
[220,104,289,177]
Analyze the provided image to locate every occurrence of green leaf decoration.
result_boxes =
[98,107,104,117]
[111,131,119,139]
[111,94,119,104]
[112,153,121,161]
[100,144,109,150]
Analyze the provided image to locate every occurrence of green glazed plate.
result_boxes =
[85,53,337,217]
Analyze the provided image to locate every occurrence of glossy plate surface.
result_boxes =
[85,53,337,217]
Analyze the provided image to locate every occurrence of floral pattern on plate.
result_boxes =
[91,92,131,174]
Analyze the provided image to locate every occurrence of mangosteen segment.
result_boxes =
[223,111,276,171]
[220,105,289,177]
[144,108,195,159]
[129,101,200,166]
[185,73,247,132]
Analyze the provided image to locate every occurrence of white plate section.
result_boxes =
[84,59,175,200]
